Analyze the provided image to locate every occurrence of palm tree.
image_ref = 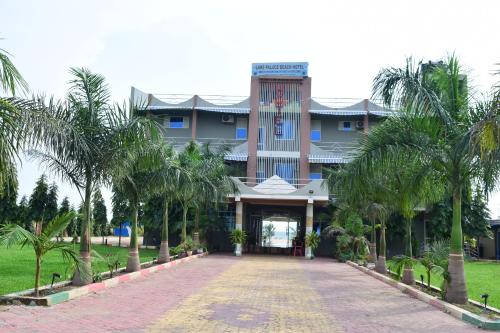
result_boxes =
[0,212,80,296]
[0,47,28,192]
[330,167,401,273]
[113,141,173,271]
[30,69,162,284]
[363,56,500,303]
[27,68,112,285]
[145,144,182,263]
[191,143,235,244]
[175,142,223,243]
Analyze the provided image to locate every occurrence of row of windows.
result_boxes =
[165,116,359,141]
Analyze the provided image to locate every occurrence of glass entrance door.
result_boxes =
[261,217,298,248]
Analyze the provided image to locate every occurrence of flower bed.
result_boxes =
[0,252,208,306]
[347,261,500,330]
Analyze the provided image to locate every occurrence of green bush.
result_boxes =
[229,229,247,245]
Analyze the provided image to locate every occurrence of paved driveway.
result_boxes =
[0,255,481,332]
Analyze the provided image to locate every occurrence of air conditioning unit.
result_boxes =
[355,120,364,130]
[221,115,235,123]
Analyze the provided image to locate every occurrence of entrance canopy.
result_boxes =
[229,175,329,204]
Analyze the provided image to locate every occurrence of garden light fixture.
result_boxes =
[481,293,489,309]
[50,273,61,289]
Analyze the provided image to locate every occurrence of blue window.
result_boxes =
[256,171,265,183]
[169,117,184,128]
[310,130,321,141]
[310,172,322,180]
[278,120,294,140]
[236,128,247,140]
[275,163,294,183]
[342,121,352,131]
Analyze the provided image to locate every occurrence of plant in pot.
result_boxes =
[180,236,194,256]
[305,232,321,259]
[229,229,247,256]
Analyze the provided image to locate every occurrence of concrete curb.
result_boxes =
[346,261,500,330]
[2,252,208,306]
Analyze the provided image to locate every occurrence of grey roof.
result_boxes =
[132,87,394,117]
[490,219,500,227]
[230,177,328,202]
[132,87,250,114]
[308,143,355,164]
[309,99,392,116]
[225,142,248,161]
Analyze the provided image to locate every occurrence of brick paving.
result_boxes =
[0,255,482,332]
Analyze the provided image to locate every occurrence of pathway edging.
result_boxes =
[1,252,208,306]
[346,261,500,330]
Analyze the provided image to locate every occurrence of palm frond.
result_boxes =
[0,224,37,248]
[0,47,28,95]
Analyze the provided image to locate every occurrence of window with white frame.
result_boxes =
[235,117,248,140]
[310,119,321,141]
[165,116,189,129]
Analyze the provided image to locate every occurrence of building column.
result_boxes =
[305,201,314,259]
[191,95,198,140]
[299,77,312,184]
[235,199,243,256]
[246,77,259,185]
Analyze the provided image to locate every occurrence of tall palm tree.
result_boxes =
[28,68,111,285]
[30,69,162,284]
[363,56,500,303]
[112,141,173,271]
[145,144,183,263]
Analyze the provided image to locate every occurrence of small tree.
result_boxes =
[92,189,107,242]
[45,183,59,224]
[28,174,49,234]
[0,212,81,296]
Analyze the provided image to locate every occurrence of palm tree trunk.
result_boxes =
[126,202,141,272]
[73,176,92,285]
[181,205,188,243]
[402,217,415,285]
[446,186,468,304]
[35,255,41,297]
[375,220,387,274]
[193,209,200,244]
[118,222,122,247]
[405,217,413,258]
[369,219,377,263]
[158,199,170,263]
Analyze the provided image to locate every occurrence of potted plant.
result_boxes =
[229,229,247,256]
[182,236,194,256]
[305,232,321,259]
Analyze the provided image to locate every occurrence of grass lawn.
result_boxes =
[388,260,500,309]
[0,244,158,296]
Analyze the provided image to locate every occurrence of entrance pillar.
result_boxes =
[235,199,243,256]
[305,201,314,259]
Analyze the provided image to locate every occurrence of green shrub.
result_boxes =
[229,229,247,245]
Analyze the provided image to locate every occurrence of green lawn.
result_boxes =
[0,244,158,295]
[388,260,500,309]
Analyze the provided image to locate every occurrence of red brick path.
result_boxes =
[0,255,482,332]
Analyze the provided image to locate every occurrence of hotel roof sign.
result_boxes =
[251,62,308,77]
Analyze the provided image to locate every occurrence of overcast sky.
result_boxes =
[2,0,500,218]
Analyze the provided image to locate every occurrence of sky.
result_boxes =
[1,0,500,218]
